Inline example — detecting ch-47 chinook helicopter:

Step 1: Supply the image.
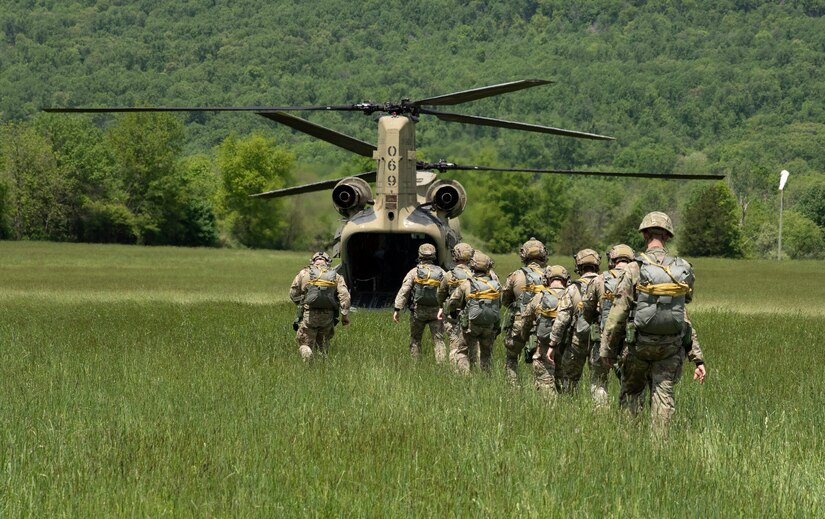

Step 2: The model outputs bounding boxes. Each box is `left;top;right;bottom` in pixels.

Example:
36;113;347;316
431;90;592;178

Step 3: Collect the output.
47;79;723;307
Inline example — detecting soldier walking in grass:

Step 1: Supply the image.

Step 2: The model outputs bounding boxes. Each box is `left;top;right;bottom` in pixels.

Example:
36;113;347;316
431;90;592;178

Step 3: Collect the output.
437;242;476;367
393;244;447;362
440;252;502;374
521;265;570;397
600;212;707;430
501;238;548;385
289;251;351;361
547;248;601;394
581;244;635;407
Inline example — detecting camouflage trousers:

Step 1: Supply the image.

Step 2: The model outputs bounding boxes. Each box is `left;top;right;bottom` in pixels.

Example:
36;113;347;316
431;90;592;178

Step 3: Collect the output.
531;339;557;399
455;324;495;375
503;315;528;384
588;339;611;407
296;309;336;361
557;335;590;394
445;317;478;368
620;342;685;430
410;306;446;363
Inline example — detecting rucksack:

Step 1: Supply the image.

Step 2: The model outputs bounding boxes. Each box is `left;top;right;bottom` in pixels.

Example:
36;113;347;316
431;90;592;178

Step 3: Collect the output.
573;274;597;339
413;264;444;307
518;266;546;313
535;287;565;341
633;252;693;336
304;265;340;310
599;269;623;330
466;275;502;327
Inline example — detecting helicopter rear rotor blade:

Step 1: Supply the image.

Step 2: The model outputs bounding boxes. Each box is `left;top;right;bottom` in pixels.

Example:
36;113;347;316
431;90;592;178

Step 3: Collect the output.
424;162;724;180
251;171;377;199
420;109;615;141
257;111;377;157
413;79;552;107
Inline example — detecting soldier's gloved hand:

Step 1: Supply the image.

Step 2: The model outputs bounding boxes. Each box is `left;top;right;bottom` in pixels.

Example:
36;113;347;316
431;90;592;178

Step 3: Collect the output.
342;314;350;326
693;363;706;384
546;347;555;365
392;309;400;323
437;308;444;321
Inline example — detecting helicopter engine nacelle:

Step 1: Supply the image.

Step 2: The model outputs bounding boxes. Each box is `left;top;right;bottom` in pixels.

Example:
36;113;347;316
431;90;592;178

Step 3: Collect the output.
426;180;467;219
332;177;373;216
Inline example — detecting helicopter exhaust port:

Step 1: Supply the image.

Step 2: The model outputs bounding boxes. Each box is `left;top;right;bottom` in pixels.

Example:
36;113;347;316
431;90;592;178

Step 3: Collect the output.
332;177;373;216
426;180;467;218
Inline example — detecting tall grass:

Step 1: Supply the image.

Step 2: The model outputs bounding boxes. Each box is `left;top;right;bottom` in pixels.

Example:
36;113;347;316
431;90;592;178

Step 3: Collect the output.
1;242;822;516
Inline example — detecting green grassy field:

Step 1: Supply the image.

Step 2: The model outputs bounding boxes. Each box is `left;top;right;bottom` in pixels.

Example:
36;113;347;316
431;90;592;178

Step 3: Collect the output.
1;241;823;517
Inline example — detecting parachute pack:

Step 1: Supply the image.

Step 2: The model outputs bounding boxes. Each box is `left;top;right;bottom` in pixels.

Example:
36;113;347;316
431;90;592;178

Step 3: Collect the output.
413;264;445;306
633;252;693;336
535;287;564;341
599;269;623;330
465;275;502;327
518;266;546;313
573;274;597;340
304;264;340;310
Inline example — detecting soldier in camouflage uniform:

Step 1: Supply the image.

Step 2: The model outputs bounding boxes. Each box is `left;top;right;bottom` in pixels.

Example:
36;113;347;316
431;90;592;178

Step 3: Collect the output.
521;265;570;397
289;252;351;361
501;238;548;385
600;212;707;430
437;242;475;368
548;249;601;394
441;252;501;374
393;244;447;363
581;244;635;407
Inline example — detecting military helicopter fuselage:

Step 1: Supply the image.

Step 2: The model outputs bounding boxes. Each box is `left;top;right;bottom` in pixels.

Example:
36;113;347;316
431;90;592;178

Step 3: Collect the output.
329;115;465;307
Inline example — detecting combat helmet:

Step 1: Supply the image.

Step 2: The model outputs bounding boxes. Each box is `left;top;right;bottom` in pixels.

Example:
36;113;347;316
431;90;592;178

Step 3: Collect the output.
470;251;494;273
607;244;634;268
418;243;437;261
638;211;674;238
311;251;332;264
452;242;475;263
519;237;547;264
574;248;601;274
545;265;570;285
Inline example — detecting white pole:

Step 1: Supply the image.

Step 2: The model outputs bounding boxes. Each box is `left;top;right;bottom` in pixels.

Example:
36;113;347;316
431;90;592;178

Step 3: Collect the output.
778;170;790;261
778;189;784;260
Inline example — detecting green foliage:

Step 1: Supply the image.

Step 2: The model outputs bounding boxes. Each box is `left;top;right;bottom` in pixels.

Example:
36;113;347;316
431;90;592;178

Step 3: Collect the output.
0;121;68;240
1;1;824;256
680;182;743;257
753;210;825;260
106;113;187;244
796;180;825;229
216;133;294;248
463;163;569;254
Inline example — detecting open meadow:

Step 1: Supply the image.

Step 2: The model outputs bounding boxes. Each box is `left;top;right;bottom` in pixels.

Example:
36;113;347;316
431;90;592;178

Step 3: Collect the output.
1;241;823;517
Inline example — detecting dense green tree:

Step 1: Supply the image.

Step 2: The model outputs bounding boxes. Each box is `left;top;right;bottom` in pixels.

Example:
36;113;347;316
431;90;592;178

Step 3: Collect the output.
105;113;187;244
0;122;68;240
796;181;825;230
215;133;294;248
679;182;743;257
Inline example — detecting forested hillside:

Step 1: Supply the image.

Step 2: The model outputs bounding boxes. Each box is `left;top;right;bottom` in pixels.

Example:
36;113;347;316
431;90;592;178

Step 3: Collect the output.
2;0;825;257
